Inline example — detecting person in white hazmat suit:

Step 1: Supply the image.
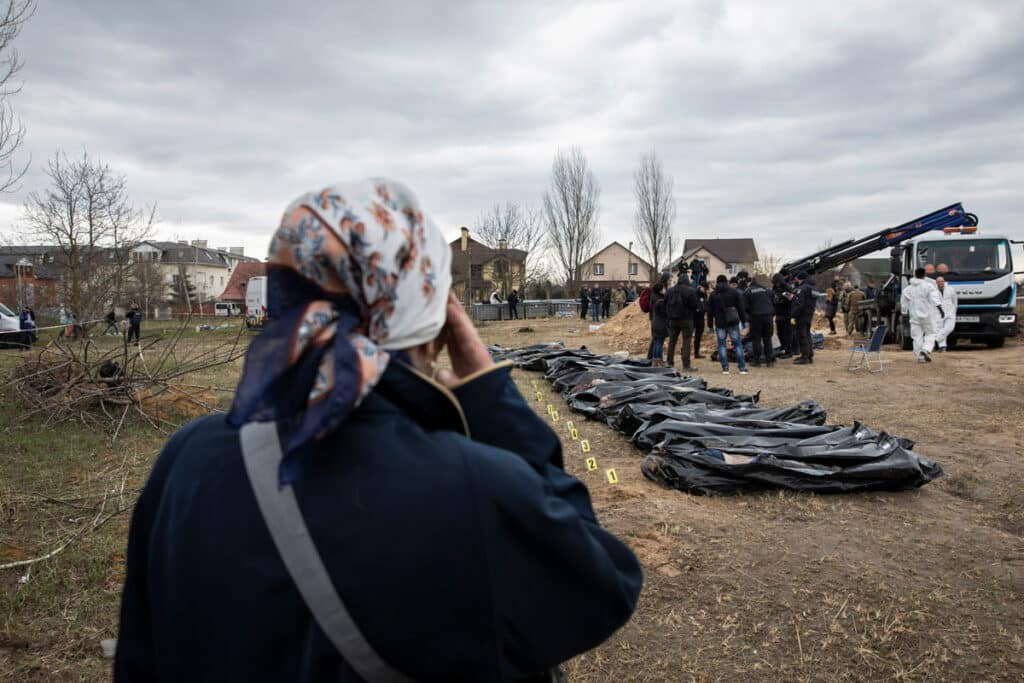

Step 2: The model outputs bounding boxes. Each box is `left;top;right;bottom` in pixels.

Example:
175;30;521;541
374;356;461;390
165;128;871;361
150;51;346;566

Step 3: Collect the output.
935;276;958;351
900;267;944;363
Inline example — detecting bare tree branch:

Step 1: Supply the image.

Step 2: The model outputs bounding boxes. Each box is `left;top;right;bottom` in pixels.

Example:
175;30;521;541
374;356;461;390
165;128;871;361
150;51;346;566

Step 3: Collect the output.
632;149;677;276
21;149;157;318
0;1;34;194
542;147;601;290
475;201;548;292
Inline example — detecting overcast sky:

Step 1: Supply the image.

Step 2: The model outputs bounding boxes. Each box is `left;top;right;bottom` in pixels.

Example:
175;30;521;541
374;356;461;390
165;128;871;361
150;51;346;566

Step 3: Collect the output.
1;0;1022;265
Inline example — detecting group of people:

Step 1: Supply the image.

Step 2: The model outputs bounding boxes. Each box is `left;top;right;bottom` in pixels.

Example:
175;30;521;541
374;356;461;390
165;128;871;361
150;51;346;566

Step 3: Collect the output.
488;288;521;320
645;266;826;373
580;283;637;322
823;277;875;336
101;306;144;342
901;269;958;362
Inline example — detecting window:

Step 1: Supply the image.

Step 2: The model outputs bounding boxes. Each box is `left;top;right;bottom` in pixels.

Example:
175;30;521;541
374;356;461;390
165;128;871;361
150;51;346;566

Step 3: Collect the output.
593;263;605;276
470;264;483;281
628;263;638;276
727;263;738;275
220;276;224;287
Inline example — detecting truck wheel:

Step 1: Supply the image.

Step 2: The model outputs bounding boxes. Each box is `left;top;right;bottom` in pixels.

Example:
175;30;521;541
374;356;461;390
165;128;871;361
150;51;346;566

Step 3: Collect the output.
986;337;1005;349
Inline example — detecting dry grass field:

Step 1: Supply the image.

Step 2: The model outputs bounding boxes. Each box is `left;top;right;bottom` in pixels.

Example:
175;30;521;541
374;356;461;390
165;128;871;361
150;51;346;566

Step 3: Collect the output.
1;315;1022;681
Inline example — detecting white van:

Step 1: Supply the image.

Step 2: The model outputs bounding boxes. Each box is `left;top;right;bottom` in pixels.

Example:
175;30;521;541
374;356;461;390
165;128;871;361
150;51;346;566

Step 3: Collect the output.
245;276;268;328
214;302;243;317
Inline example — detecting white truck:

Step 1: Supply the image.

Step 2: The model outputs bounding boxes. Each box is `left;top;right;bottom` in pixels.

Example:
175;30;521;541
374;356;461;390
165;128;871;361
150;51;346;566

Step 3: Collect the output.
781;203;1018;349
244;276;268;329
890;232;1018;348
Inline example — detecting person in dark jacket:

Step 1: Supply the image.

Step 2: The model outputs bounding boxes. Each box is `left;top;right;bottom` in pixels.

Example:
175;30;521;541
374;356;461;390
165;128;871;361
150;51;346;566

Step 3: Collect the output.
649;281;668;365
692;284;708;359
824;278;840;335
103;309;118;335
508;289;519;320
115;180;642;683
600;287;611;318
579;286;588;320
707;274;748;375
743;276;775;367
588;285;602;322
126;306;142;343
790;271;816;364
664;272;698;370
772;274;794;358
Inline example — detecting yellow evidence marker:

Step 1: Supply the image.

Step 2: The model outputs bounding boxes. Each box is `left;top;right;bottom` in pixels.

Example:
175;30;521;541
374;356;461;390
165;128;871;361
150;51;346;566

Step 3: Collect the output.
551;410;559;421
605;468;619;484
536;391;543;401
546;404;554;415
570;427;579;440
580;440;591;453
586;457;598;471
566;420;575;431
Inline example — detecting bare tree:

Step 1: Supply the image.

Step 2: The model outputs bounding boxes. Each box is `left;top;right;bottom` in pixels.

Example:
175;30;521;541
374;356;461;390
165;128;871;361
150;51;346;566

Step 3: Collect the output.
0;1;34;193
22;150;156;318
475;201;548;294
753;251;784;277
632;150;677;276
542;147;601;290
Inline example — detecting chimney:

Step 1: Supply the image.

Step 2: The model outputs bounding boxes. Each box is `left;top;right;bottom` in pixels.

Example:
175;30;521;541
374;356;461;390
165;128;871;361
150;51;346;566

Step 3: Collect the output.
229;246;244;256
460;227;469;252
191;240;208;248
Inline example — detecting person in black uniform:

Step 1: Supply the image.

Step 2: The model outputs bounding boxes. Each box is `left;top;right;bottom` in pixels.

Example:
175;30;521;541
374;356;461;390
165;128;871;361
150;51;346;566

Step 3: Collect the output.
579;286;588;320
664;267;699;371
743;276;776;367
790;271;815;364
772;274;794;358
692;283;708;360
508;289;519;320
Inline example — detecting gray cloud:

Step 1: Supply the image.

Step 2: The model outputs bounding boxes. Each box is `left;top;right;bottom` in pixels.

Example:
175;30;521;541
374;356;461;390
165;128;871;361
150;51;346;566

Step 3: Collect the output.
0;0;1021;264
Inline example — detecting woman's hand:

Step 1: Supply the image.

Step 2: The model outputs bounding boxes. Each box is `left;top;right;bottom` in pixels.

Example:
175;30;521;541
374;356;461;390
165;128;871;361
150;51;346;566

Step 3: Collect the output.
435;293;493;387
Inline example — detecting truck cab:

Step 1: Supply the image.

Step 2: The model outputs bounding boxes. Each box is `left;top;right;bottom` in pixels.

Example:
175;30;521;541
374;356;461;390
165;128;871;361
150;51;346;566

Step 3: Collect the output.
899;233;1018;347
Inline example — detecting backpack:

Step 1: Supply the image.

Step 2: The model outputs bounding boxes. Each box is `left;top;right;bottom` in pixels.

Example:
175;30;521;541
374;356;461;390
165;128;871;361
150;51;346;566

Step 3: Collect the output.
638;287;652;313
664;285;690;320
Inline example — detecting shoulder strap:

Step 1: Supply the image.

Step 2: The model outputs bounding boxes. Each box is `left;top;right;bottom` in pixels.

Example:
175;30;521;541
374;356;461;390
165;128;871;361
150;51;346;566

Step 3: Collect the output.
239;422;415;683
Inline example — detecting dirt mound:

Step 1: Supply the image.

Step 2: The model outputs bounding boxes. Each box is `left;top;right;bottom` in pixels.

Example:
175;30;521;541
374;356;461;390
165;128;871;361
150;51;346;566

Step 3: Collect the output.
594;302;650;354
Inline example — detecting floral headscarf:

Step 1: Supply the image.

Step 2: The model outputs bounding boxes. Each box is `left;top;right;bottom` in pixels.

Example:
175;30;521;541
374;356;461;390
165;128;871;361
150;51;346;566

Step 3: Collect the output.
228;179;452;484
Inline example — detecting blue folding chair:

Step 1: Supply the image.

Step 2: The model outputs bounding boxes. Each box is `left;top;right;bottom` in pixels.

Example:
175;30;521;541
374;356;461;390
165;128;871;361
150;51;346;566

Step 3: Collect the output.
848;323;887;372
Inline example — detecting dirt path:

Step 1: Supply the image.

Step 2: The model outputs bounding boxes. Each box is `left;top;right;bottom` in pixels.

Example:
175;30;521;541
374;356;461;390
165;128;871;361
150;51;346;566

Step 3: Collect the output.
490;318;1024;681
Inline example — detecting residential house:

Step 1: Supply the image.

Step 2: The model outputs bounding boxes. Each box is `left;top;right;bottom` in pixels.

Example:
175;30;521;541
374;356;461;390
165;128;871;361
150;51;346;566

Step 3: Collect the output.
0;254;62;312
449;229;527;303
579;241;653;286
676;238;759;280
132;240;260;312
220;261;268;303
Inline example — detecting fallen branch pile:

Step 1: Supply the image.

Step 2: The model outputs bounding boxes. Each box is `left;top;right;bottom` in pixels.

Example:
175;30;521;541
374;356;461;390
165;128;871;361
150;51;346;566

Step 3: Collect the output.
0;320;248;438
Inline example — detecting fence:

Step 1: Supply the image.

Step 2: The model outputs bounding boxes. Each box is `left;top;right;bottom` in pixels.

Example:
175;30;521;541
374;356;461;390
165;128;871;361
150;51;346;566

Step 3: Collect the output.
470;299;619;321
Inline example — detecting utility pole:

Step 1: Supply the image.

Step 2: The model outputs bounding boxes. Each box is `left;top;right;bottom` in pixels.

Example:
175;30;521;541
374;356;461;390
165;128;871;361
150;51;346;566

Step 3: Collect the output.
627;240;633;285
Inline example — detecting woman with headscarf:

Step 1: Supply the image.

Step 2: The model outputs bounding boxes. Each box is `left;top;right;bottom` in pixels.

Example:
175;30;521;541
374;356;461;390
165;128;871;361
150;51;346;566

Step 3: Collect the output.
115;179;642;683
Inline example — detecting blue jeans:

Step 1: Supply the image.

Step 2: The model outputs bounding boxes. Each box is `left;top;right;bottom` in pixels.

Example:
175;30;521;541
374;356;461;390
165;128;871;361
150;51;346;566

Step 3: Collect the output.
650;336;664;361
590;302;600;322
715;325;747;371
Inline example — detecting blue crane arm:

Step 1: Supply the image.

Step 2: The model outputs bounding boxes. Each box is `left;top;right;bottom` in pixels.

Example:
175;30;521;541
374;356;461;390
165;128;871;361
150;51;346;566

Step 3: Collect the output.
779;203;978;277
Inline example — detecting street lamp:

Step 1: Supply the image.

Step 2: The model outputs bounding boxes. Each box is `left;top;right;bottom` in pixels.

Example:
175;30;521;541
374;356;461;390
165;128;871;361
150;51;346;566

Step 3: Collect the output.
460;226;470;308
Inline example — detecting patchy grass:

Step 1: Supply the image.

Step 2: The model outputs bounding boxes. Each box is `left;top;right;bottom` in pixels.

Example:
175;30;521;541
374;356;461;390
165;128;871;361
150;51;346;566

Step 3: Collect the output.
2;316;1023;680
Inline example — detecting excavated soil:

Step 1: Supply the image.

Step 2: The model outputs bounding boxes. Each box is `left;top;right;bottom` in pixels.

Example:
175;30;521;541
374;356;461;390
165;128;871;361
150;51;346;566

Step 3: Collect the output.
480;317;1024;681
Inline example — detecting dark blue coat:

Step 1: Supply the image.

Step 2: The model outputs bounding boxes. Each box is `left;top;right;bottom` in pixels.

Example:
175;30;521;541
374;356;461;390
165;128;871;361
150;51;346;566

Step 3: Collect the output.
706;283;748;328
115;362;642;682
